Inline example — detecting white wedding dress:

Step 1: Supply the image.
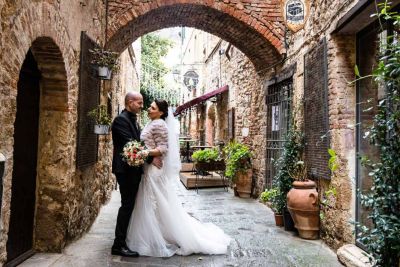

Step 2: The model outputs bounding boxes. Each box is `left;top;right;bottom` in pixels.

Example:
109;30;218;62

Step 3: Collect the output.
126;112;231;257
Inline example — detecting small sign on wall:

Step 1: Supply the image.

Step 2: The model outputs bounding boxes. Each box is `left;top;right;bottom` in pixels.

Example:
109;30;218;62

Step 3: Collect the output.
271;105;280;131
282;0;310;32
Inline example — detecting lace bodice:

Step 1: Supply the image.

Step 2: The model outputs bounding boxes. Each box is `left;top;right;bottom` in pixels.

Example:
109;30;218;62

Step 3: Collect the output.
140;119;168;156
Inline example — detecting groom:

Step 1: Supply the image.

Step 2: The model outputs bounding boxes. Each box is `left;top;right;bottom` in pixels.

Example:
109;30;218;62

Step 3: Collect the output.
111;92;161;257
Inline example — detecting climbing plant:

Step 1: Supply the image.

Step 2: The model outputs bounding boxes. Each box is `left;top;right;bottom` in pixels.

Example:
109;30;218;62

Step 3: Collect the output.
272;123;304;212
356;3;400;266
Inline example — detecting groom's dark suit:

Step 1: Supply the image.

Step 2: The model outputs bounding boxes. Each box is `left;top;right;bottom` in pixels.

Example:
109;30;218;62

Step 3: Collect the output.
111;109;142;251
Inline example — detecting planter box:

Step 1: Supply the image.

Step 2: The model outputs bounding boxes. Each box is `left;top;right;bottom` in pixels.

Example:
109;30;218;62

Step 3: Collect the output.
194;160;225;172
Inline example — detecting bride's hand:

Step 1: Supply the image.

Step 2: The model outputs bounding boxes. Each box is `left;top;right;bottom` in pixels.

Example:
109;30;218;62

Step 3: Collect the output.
152;156;163;169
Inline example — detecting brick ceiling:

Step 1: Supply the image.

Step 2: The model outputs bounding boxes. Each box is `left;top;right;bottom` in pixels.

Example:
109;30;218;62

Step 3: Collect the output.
106;1;285;71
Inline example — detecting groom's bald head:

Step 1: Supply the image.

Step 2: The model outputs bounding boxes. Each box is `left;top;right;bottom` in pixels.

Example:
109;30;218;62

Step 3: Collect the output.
125;92;143;114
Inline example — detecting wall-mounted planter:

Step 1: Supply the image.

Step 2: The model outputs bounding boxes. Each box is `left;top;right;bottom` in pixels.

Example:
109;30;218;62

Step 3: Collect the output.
94;124;110;135
97;66;112;80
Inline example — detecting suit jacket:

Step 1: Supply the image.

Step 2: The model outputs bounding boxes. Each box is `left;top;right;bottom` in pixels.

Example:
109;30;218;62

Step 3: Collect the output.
111;109;142;174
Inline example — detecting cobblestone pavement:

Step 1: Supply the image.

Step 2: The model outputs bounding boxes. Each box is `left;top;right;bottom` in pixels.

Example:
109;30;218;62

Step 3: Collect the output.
20;179;342;267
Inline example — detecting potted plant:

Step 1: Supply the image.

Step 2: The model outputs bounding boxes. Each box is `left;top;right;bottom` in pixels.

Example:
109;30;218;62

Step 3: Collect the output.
286;160;320;239
87;105;112;135
89;48;119;79
192;148;225;172
260;188;285;226
223;141;252;198
272;125;304;231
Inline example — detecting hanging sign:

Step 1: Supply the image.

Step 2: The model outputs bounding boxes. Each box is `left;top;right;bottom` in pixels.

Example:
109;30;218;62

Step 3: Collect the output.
282;0;309;32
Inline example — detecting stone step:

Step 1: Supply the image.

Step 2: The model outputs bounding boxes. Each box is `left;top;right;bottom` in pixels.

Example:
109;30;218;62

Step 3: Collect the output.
179;171;226;189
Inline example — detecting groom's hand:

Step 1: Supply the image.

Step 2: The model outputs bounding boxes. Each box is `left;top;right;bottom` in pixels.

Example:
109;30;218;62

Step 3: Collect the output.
152;157;163;169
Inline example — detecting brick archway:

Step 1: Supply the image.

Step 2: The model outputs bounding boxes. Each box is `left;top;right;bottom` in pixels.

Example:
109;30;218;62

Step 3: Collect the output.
0;2;77;258
107;1;285;71
31;37;69;111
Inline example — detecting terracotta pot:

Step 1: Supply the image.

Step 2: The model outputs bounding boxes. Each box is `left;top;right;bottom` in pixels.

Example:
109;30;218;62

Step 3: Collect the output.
274;213;284;227
287;180;320;239
235;169;252;198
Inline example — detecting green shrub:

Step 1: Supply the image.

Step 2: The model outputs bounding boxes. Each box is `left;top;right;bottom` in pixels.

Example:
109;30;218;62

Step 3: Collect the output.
223;141;252;181
260;188;285;214
192;148;219;162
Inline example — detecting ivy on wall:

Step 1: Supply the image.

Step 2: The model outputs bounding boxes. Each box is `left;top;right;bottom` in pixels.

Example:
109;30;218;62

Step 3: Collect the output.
357;3;400;266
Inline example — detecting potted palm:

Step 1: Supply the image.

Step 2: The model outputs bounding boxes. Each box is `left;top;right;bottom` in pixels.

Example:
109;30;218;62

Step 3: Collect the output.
260;188;285;226
87;105;112;135
89;48;119;79
223;141;252;198
286;161;320;239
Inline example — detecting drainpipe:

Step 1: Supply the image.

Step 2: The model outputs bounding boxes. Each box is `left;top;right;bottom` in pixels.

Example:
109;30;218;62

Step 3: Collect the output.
0;153;5;220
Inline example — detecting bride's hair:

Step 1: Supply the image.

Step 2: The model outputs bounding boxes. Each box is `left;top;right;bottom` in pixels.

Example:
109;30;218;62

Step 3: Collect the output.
154;99;169;120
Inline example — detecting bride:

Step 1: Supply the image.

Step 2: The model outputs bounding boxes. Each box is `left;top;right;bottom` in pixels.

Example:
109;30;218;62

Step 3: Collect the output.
126;99;231;257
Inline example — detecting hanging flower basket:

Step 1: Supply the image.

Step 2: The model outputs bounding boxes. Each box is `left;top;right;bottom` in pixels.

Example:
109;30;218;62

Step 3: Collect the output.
87;105;112;135
89;48;119;80
94;124;110;135
97;66;112;80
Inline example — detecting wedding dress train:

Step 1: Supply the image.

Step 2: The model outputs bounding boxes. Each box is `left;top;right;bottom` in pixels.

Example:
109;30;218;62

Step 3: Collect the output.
126;117;231;257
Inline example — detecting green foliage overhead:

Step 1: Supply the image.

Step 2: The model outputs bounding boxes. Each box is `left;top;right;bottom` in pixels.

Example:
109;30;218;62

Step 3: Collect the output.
356;3;400;266
223;141;252;181
140;33;174;109
141;33;172;72
140;33;178;124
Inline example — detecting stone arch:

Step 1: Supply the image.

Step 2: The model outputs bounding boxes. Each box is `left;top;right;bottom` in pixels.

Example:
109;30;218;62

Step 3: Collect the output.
31;37;69;111
106;1;285;71
0;2;77;260
30;36;71;252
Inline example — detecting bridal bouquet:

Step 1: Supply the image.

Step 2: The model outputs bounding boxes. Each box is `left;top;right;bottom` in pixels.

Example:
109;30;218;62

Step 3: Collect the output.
121;140;149;167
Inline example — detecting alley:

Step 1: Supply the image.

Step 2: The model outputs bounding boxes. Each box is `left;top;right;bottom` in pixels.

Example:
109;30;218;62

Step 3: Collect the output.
20;180;341;267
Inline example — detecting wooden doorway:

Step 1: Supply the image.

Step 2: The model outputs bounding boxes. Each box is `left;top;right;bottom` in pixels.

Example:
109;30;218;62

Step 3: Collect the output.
6;50;41;265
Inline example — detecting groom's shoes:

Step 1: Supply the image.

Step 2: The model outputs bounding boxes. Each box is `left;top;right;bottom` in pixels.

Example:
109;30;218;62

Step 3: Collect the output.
111;246;139;257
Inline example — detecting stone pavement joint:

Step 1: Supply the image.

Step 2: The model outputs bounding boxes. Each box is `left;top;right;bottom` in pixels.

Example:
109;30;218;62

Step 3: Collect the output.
20;180;342;267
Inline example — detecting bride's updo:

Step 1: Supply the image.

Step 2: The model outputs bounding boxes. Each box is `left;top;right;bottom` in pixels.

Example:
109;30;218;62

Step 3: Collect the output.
154;99;169;120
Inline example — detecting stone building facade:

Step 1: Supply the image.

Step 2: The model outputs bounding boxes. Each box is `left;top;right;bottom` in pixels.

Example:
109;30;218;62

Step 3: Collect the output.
0;0;394;264
159;0;396;256
0;1;139;265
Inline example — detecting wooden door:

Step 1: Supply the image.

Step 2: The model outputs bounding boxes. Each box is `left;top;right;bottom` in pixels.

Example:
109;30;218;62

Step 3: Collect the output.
6;50;40;264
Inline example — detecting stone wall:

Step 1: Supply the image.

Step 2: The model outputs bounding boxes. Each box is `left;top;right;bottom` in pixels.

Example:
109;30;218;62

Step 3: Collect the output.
202;37;267;195
0;0;121;263
279;0;360;250
200;0;362;250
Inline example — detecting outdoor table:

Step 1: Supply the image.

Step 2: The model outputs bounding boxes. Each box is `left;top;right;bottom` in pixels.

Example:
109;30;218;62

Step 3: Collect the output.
179;139;197;162
191;145;212;150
